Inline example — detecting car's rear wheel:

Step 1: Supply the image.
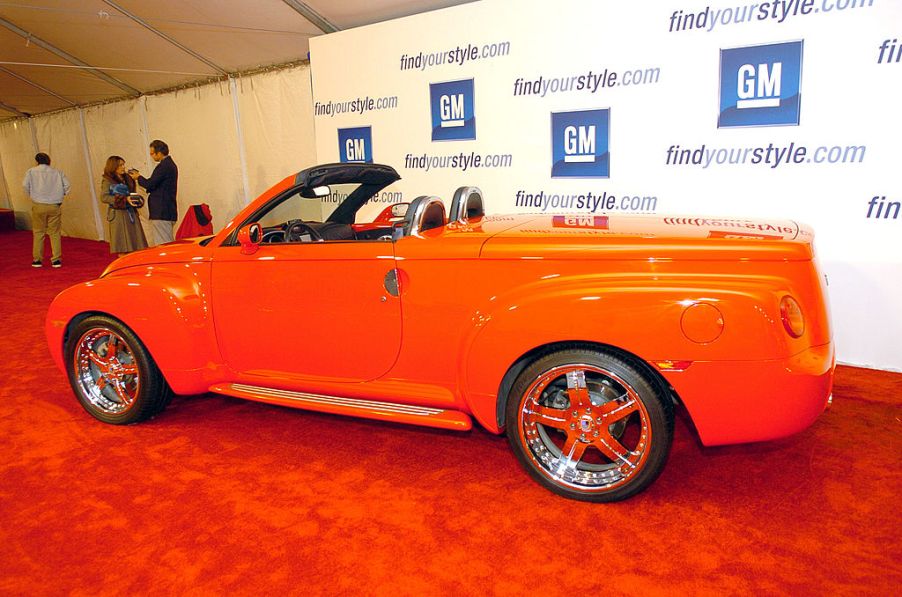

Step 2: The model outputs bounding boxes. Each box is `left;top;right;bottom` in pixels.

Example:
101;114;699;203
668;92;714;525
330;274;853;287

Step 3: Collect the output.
505;348;673;502
65;315;172;425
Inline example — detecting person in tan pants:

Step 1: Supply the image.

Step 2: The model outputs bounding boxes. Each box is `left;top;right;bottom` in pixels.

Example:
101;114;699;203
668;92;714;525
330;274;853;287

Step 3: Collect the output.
23;152;70;267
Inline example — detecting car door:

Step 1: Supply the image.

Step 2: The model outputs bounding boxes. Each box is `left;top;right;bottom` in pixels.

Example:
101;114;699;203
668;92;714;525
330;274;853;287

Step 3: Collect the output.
209;195;402;384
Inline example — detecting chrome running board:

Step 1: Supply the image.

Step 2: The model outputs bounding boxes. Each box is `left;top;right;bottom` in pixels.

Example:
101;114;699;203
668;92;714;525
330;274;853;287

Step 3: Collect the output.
209;382;473;431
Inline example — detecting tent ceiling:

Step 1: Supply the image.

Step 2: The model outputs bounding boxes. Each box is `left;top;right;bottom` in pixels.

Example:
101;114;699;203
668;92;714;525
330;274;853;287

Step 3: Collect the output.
0;0;476;119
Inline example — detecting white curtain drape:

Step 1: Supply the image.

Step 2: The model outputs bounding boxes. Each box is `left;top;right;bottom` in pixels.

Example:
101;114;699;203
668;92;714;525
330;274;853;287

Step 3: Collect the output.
144;81;245;231
33;110;102;240
235;66;317;199
0;63;316;239
0;119;40;228
83;100;152;242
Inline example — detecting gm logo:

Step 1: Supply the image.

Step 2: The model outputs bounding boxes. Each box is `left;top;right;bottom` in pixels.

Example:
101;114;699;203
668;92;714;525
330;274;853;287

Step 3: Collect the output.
551;109;610;178
718;41;803;128
552;215;609;229
429;79;475;141
338;126;372;163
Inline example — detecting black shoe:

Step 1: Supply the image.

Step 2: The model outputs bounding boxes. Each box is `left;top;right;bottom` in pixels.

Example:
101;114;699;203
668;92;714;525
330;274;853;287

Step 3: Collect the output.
32;260;42;268
51;260;62;268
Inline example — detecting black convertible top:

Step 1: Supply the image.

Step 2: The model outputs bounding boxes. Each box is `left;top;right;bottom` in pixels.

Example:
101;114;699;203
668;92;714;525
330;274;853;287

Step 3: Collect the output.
225;163;402;245
290;163;401;225
293;163;400;189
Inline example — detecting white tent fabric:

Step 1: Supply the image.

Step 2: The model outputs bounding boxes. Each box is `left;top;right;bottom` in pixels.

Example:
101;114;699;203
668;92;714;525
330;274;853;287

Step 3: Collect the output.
0;63;316;241
33;109;103;240
143;81;245;232
235;66;317;200
83;99;151;240
0;1;475;228
0;151;9;209
0;119;41;227
0;1;476;120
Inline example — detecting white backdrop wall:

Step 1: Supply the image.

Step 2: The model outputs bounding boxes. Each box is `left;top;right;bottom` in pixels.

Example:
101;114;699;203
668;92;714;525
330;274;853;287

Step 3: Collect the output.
0;63;316;242
309;0;902;371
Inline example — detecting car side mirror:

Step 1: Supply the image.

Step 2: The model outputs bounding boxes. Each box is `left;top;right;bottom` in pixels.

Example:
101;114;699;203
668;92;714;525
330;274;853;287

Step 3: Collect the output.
238;222;262;255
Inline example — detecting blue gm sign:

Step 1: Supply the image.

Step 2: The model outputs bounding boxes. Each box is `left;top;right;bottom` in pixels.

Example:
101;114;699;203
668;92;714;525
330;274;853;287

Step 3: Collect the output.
430;79;475;141
338;126;373;163
718;41;803;128
551;109;610;178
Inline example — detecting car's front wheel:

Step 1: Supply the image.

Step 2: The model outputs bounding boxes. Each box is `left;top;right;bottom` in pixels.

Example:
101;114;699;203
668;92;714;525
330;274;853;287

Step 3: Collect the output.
505;348;673;502
65;315;172;424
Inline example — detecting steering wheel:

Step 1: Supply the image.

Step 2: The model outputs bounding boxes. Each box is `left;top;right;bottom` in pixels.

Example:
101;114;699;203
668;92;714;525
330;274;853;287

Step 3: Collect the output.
284;220;323;243
261;229;285;243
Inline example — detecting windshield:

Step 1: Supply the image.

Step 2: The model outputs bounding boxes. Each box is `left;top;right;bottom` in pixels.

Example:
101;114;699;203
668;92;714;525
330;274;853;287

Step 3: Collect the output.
257;182;401;228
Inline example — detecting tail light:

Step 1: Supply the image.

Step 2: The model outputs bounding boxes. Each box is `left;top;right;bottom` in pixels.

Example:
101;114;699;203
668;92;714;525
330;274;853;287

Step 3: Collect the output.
780;296;805;338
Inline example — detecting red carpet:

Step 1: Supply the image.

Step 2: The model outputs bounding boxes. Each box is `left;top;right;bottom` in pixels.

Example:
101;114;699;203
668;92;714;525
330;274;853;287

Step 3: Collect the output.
1;230;900;595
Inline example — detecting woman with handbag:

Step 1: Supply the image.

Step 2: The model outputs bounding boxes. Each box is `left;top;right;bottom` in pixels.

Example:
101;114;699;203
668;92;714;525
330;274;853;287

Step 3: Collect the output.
101;155;148;255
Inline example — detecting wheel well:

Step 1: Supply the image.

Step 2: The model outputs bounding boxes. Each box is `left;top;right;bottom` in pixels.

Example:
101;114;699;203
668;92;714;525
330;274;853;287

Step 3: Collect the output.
63;310;175;391
63;311;114;353
494;341;679;430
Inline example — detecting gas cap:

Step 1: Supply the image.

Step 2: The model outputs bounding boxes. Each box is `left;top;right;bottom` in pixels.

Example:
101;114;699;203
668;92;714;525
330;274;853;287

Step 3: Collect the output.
680;302;724;344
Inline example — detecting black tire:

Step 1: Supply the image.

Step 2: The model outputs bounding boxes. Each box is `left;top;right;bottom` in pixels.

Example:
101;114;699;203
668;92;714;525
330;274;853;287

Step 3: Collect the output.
505;348;673;502
65;315;173;425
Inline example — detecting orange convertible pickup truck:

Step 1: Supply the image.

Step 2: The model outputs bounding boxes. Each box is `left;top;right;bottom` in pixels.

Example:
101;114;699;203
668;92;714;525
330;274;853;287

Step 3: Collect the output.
46;163;834;502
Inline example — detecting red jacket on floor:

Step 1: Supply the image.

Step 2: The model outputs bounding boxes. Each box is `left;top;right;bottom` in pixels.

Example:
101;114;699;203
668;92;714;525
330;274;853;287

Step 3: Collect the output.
176;204;213;239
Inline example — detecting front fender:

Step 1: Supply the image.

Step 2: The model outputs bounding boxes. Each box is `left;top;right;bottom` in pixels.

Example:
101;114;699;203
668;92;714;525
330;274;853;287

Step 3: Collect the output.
460;272;794;432
45;262;224;394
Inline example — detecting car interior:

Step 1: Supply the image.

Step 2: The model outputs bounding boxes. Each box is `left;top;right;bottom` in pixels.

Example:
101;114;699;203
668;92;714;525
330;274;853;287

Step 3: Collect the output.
255;184;485;244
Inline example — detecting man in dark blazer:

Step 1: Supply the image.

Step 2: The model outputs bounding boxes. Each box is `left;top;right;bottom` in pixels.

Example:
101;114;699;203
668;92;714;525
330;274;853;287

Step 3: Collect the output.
129;139;178;245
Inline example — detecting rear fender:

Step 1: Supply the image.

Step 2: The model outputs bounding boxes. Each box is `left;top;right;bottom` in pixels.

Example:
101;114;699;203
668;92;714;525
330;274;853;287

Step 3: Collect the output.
460;273;791;432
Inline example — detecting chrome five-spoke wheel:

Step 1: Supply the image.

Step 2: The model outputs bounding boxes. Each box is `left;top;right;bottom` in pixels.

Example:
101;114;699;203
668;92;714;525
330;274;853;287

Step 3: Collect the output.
65;315;172;425
506;349;673;502
74;328;140;415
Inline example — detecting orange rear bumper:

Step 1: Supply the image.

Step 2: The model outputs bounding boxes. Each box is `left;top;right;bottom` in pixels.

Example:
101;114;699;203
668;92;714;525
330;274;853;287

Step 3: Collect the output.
662;342;835;446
